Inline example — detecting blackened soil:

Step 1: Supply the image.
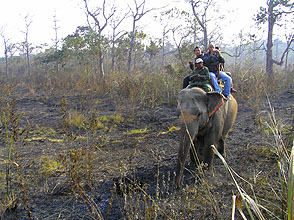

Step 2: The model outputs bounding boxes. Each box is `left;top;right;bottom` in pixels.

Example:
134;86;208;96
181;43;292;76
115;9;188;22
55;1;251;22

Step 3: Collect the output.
0;87;293;220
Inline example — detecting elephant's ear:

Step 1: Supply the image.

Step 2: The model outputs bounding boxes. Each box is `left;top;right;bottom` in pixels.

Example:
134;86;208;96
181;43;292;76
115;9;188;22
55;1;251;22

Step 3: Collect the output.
207;92;223;117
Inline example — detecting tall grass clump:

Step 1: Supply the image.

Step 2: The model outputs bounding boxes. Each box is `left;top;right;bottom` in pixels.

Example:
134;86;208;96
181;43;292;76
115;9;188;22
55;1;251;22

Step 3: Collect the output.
230;68;289;122
0;101;31;218
212;97;293;220
263;99;294;220
105;71;182;107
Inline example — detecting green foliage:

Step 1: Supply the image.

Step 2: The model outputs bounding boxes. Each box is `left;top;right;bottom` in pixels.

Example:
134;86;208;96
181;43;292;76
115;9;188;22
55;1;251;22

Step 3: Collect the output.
67;111;87;129
41;157;64;176
32;125;57;137
146;39;163;60
255;6;268;24
258;116;294;148
255;0;294;25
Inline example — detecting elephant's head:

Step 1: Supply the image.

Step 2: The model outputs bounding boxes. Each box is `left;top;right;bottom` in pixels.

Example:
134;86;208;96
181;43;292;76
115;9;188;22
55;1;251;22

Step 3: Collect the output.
177;88;223;129
175;87;224;187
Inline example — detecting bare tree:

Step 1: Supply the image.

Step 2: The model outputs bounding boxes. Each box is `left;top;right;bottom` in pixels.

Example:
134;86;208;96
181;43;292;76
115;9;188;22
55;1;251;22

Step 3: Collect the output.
161;26;169;67
110;10;130;72
156;12;171;67
171;26;191;69
161;8;191;69
190;0;223;50
127;0;153;75
83;0;116;79
21;15;33;76
0;28;11;77
256;0;294;75
222;31;250;71
53;13;60;75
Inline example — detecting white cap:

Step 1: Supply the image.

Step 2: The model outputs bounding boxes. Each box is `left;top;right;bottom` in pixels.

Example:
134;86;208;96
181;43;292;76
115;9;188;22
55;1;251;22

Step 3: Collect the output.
195;58;203;63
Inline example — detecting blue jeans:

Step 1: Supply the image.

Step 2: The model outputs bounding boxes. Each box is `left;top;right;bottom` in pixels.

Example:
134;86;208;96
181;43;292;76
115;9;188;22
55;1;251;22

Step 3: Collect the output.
209;71;232;96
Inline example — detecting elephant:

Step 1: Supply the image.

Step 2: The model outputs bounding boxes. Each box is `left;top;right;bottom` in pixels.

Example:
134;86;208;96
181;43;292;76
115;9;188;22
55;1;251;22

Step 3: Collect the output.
175;87;238;188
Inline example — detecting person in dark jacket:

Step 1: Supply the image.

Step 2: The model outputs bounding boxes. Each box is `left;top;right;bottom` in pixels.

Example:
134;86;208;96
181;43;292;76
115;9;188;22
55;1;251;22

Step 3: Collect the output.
205;44;232;100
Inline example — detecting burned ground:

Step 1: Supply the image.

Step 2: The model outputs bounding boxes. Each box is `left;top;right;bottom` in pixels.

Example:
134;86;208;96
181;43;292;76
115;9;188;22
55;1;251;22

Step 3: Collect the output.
0;86;293;219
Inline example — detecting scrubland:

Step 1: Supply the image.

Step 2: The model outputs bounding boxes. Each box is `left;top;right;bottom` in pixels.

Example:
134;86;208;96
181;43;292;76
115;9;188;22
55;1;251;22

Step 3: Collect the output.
0;67;293;219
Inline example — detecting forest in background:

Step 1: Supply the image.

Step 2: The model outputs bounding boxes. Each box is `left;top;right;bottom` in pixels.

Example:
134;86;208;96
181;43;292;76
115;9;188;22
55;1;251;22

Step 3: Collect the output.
0;0;293;81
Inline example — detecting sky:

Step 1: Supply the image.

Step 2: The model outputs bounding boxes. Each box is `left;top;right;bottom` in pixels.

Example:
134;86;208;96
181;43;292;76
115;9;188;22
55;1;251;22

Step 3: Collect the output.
0;0;266;56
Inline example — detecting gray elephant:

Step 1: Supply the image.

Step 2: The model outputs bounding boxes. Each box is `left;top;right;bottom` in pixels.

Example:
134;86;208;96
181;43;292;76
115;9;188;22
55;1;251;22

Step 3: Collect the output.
175;87;238;187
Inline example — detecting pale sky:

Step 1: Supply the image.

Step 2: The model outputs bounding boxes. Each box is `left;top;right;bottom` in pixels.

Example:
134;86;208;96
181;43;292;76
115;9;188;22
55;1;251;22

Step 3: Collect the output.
0;0;266;56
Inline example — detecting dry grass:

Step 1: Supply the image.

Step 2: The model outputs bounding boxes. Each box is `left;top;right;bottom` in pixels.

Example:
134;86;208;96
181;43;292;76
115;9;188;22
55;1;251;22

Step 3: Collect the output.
0;67;293;219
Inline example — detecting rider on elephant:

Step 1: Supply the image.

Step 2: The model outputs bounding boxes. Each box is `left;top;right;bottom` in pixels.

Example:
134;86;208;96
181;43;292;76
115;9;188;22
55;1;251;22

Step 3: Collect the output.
182;46;207;89
215;46;237;93
187;58;212;92
205;44;232;100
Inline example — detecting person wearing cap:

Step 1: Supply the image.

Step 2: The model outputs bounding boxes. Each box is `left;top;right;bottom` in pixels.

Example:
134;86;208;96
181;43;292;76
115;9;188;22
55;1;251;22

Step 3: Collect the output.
183;46;207;89
205;44;232;100
186;58;212;92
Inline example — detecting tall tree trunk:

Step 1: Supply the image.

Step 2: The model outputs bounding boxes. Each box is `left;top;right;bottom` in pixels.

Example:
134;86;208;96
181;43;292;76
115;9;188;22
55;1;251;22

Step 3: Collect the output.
203;26;208;51
111;29;115;72
127;20;136;75
26;45;31;76
53;14;59;75
253;41;256;63
23;15;32;76
5;53;8;77
191;0;208;50
161;26;170;67
266;1;274;76
284;50;289;76
4;43;8;77
98;44;105;79
161;29;166;67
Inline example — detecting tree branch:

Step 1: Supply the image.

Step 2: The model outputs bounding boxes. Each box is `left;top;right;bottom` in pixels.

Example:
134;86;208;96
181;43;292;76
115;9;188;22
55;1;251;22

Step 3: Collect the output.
272;36;294;65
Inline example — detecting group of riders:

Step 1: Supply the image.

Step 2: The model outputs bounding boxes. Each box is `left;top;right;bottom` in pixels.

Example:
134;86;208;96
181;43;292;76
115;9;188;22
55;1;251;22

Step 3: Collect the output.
183;44;237;100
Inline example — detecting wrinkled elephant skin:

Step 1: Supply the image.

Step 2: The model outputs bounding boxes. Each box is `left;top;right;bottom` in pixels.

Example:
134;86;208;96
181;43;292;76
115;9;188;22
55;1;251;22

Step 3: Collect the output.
175;87;238;188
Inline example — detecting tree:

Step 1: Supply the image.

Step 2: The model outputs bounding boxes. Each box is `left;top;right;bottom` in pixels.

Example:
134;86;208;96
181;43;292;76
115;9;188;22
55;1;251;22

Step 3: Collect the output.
61;26;108;79
222;31;250;72
145;38;162;66
0;28;15;77
161;25;169;67
127;0;153;75
53;13;60;75
109;9;129;72
190;0;224;50
163;8;192;69
284;34;294;76
256;0;294;75
83;0;116;79
20;15;33;76
156;10;175;67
